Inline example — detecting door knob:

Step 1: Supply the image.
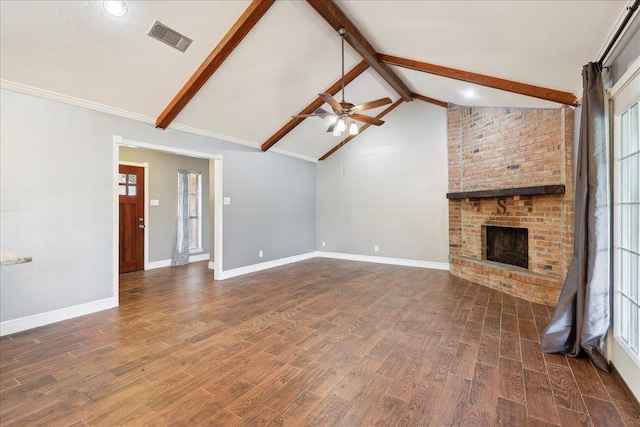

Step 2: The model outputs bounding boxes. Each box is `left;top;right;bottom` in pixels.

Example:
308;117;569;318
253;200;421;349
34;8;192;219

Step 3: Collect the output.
139;225;145;229
139;218;144;221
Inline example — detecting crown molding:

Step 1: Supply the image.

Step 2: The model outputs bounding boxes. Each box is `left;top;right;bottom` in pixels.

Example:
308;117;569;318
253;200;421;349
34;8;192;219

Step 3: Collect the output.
1;79;316;163
167;122;259;150
1;79;154;124
270;147;318;163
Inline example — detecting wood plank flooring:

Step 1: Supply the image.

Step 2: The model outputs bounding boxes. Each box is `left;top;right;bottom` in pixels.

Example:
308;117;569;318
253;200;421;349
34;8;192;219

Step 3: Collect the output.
1;259;638;426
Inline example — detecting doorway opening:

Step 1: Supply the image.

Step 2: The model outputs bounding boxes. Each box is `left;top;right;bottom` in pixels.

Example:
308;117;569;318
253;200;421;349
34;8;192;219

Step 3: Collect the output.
112;135;224;297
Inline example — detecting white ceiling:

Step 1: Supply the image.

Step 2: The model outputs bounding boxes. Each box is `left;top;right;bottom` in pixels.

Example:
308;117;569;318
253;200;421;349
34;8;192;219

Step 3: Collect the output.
0;1;631;161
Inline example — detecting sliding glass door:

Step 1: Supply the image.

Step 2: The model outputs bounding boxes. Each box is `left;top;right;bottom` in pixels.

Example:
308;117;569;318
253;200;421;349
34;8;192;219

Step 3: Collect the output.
611;60;640;401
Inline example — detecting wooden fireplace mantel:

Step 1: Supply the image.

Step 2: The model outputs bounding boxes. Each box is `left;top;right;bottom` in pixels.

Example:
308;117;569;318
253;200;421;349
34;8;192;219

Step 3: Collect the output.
446;185;565;200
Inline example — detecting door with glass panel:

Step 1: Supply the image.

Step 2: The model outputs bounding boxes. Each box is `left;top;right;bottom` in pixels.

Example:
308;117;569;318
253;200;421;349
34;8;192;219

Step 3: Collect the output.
611;63;640;401
119;165;145;273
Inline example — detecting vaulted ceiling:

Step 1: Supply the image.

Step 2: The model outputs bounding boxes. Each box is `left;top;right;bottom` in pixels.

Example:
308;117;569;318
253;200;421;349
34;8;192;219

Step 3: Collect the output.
0;1;630;162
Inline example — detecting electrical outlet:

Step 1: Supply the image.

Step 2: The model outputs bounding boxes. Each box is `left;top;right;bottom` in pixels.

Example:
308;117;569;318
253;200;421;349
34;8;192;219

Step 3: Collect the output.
259;250;263;258
374;245;379;252
322;241;326;247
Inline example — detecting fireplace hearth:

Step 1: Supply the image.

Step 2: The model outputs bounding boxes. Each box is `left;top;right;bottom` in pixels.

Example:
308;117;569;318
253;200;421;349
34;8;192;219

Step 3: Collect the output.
485;226;528;269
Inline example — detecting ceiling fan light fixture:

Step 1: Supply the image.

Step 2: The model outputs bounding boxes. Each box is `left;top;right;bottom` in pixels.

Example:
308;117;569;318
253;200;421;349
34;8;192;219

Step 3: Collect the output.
295;27;391;137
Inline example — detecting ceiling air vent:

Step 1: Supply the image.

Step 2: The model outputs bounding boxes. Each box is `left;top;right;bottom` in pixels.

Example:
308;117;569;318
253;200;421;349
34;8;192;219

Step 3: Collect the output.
147;21;192;53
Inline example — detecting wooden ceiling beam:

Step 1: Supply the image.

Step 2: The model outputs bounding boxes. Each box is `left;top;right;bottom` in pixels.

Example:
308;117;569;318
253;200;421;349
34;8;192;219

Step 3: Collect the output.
306;0;413;102
319;99;404;161
261;60;369;152
380;54;579;107
155;0;276;129
412;93;448;108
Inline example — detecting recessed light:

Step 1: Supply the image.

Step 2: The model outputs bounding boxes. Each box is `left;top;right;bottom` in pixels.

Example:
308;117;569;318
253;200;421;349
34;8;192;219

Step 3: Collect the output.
463;89;477;99
103;1;128;17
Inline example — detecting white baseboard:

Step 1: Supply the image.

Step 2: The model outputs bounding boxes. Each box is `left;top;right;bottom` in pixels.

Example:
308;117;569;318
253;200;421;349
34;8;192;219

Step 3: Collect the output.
0;296;118;336
316;251;450;271
147;253;210;270
216;251;449;280
217;252;317;280
147;260;172;270
1;252;447;335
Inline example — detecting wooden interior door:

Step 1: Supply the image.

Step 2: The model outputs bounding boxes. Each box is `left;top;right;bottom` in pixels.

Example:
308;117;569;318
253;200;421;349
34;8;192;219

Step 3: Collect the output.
119;165;145;273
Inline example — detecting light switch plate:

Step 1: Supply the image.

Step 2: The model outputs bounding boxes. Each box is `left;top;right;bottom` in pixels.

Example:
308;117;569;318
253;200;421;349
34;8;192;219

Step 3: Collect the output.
150;199;160;206
223;197;231;205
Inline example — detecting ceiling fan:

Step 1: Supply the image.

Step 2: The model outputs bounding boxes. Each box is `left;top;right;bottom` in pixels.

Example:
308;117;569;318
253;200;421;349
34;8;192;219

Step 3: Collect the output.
293;28;392;137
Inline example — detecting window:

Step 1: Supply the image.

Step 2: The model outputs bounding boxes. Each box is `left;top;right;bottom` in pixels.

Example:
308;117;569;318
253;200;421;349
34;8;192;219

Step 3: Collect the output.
118;173;137;196
188;172;202;252
616;100;639;358
611;62;640;401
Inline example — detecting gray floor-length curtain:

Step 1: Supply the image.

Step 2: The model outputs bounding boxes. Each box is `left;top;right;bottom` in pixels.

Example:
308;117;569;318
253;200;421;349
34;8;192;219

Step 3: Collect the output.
541;62;611;372
172;169;190;266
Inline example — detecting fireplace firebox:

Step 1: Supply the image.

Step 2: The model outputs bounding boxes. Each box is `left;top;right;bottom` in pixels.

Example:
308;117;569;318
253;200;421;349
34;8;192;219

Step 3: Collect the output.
485;226;528;269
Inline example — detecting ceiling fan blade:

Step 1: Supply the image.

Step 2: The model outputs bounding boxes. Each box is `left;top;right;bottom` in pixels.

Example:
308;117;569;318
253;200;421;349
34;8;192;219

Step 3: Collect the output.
292;113;325;118
319;93;343;112
352;97;392;112
351;113;385;126
292;108;335;119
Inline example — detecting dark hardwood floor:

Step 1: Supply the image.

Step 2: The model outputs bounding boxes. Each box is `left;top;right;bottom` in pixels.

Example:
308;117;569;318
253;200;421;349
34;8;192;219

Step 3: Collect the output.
1;259;638;426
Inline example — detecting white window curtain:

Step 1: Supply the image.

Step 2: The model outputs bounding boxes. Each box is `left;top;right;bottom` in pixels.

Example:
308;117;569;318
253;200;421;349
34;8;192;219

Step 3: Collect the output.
172;169;190;266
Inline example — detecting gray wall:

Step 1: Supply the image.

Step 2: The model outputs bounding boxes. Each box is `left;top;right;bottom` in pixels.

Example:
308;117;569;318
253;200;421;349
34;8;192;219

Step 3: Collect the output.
0;89;316;322
223;150;316;269
119;147;211;263
317;100;450;263
573;14;640;176
604;14;640;87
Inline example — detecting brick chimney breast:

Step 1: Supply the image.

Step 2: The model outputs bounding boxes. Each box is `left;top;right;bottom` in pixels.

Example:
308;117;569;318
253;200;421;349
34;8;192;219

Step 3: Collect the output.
447;105;574;306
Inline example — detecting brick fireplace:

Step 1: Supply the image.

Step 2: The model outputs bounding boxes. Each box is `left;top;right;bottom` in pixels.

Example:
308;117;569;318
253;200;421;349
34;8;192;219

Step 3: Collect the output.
447;106;574;306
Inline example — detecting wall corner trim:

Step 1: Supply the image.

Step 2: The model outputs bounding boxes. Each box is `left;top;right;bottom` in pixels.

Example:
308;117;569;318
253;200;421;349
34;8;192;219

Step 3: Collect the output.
0;297;118;337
